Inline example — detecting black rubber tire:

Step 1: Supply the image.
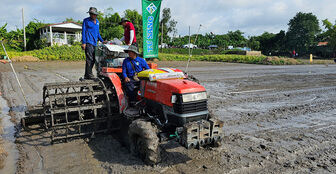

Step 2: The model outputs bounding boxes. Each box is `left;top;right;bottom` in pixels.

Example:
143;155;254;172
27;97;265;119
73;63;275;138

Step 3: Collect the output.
128;119;160;165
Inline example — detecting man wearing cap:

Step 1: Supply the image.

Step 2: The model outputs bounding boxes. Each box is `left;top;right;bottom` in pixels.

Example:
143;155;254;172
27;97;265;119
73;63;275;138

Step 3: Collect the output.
122;45;149;105
82;7;106;79
119;18;137;46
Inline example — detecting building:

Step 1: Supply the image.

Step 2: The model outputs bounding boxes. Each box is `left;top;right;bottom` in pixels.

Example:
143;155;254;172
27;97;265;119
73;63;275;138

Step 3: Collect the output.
183;43;197;49
39;22;82;46
317;42;328;46
236;47;251;51
208;45;218;49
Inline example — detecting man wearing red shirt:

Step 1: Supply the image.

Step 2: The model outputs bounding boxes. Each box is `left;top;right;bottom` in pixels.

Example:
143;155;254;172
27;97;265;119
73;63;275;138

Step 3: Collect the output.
119;18;137;46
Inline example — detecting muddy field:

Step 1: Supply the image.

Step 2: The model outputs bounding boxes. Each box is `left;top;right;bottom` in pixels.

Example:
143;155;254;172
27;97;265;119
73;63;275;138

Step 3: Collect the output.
0;61;335;174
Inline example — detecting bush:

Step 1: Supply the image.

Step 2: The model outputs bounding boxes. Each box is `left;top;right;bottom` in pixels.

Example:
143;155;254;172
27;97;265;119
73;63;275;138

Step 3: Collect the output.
264;57;302;65
0;46;302;65
160;48;222;55
158;53;302;65
160;48;252;56
221;49;246;55
0;45;85;61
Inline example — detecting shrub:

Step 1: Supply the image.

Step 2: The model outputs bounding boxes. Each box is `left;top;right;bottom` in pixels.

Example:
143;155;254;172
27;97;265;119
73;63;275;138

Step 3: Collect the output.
158;53;302;65
160;48;223;55
0;46;303;65
0;45;85;61
221;49;246;55
265;57;302;65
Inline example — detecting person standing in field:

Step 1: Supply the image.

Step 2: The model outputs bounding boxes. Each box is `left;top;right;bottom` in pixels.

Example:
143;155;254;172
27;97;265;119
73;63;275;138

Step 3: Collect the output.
119;18;137;47
292;50;296;58
82;7;106;79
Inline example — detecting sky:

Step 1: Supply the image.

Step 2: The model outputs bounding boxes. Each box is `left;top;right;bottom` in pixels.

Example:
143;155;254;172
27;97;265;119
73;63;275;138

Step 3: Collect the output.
1;0;336;37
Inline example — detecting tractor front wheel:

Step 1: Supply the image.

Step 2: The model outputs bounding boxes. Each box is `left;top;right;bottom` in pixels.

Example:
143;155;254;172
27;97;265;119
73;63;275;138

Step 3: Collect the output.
128;119;160;165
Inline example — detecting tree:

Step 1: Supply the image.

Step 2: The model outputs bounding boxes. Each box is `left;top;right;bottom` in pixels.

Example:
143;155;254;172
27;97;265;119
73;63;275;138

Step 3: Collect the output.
83;8;142;49
256;30;288;56
6;28;24;51
195;33;213;48
256;32;275;55
322;19;336;53
170;35;187;47
226;30;246;47
212;34;229;48
98;8;123;41
286;12;320;54
25;19;46;50
124;9;143;49
247;36;260;51
0;23;7;41
160;8;177;44
274;30;287;52
63;18;82;24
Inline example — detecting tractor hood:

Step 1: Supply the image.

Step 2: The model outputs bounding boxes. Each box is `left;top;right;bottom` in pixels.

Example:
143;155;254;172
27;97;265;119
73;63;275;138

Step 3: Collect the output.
157;79;206;94
143;79;206;107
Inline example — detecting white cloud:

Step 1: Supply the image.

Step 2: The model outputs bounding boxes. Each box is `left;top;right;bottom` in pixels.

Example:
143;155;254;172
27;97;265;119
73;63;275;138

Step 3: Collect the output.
270;2;288;15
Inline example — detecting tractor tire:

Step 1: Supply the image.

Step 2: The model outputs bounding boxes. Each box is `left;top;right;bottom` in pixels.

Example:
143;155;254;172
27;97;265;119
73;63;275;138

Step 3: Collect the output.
128;119;160;165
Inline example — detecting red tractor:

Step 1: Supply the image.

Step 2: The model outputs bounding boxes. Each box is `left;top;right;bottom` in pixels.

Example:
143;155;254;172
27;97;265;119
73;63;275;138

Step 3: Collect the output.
22;44;224;164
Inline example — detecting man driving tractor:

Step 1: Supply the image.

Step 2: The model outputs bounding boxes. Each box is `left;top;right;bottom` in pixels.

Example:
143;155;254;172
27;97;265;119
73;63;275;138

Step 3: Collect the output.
122;45;149;106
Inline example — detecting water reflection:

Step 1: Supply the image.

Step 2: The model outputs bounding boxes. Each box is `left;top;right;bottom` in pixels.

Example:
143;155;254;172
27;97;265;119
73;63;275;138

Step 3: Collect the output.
0;97;19;174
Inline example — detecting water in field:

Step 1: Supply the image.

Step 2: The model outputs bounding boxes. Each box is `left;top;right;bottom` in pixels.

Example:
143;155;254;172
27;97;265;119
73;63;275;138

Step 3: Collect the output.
0;96;18;174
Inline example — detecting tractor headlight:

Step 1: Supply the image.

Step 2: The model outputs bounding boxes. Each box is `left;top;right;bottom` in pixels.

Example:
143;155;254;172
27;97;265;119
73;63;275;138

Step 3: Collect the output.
182;92;207;103
171;95;177;103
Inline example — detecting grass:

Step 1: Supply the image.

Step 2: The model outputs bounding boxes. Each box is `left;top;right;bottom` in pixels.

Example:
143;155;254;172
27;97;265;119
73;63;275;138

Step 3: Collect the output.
160;48;247;55
158;53;302;65
160;48;218;55
2;46;333;65
297;58;335;64
0;45;85;61
265;57;303;65
10;56;40;62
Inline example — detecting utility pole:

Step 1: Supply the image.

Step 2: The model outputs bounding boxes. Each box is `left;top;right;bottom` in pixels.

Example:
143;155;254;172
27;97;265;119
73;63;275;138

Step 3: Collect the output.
161;22;163;52
22;8;26;51
186;24;201;73
186;26;191;73
188;26;191;56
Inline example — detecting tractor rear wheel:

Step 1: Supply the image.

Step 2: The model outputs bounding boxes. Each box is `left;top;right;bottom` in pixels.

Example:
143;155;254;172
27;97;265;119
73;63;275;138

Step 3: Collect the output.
128;119;160;165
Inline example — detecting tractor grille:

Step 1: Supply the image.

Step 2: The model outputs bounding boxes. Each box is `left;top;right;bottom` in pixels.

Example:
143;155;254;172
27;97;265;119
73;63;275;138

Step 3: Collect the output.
168;114;208;126
173;100;208;114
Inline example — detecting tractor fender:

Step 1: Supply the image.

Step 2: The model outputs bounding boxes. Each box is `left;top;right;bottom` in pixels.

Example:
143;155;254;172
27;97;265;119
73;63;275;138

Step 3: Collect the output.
101;72;127;113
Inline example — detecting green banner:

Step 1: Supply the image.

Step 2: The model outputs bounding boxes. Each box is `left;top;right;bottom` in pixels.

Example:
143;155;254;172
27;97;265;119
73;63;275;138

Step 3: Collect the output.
142;0;162;58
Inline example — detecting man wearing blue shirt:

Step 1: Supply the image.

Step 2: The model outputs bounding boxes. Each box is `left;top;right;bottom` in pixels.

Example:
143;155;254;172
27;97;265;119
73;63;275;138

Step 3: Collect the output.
122;45;149;105
82;7;106;79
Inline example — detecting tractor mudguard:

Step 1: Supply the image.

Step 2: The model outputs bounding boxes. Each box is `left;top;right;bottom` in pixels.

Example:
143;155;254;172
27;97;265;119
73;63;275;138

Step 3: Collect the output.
101;72;127;113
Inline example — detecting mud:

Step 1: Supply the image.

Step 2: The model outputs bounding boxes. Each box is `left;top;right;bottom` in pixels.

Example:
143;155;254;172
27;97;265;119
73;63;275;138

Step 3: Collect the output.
0;61;335;173
0;96;18;173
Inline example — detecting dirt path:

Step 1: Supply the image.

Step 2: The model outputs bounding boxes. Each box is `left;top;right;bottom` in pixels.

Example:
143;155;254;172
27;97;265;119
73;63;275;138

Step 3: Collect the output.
0;61;335;173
